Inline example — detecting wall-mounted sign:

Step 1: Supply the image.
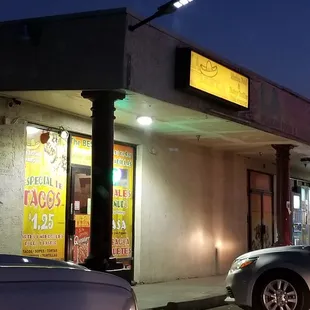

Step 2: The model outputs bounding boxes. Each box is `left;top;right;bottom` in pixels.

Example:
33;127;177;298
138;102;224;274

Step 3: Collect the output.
175;48;249;109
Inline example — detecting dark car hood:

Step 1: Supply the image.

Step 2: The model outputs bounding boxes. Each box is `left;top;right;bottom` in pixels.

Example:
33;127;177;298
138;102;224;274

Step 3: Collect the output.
236;245;310;260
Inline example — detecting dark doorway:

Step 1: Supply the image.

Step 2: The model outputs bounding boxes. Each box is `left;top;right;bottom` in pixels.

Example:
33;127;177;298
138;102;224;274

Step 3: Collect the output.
248;171;274;250
67;164;91;263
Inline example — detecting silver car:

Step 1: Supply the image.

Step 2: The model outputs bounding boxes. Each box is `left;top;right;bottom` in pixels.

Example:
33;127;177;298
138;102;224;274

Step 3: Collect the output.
0;254;138;310
225;245;310;310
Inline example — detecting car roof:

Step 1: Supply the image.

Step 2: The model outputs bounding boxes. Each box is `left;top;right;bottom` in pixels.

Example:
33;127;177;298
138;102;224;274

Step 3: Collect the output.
0;254;131;291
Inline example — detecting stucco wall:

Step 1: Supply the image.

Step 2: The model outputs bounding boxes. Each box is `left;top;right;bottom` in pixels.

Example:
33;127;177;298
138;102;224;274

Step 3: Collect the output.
0;123;26;254
133;137;249;282
0;97;307;282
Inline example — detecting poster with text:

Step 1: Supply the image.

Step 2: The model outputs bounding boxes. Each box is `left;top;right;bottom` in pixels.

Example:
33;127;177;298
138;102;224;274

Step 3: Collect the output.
71;136;92;166
23;129;68;260
112;144;134;263
73;214;90;264
70;137;134;264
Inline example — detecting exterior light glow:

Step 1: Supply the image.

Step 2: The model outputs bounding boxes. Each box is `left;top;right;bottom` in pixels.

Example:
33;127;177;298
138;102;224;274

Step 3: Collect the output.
58;126;69;140
173;2;182;8
173;0;193;8
60;130;69;140
113;168;122;185
136;116;153;126
129;0;195;31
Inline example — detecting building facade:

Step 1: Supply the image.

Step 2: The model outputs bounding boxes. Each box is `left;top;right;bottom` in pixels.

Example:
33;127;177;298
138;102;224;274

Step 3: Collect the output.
0;8;309;283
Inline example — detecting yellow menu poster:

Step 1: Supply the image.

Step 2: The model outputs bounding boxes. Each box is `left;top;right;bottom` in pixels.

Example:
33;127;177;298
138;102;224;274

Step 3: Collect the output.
112;144;134;261
23;130;67;260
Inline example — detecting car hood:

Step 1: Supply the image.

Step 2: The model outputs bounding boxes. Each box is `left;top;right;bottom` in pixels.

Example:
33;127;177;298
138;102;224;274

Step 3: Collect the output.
0;266;132;291
236;245;310;260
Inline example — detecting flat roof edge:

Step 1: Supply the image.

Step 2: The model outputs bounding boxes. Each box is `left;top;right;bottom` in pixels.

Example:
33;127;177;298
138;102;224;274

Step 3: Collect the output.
1;7;309;103
126;11;310;104
0;7;128;24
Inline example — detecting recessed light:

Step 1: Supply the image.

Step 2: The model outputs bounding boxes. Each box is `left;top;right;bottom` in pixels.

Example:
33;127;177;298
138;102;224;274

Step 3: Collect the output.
136;116;153;126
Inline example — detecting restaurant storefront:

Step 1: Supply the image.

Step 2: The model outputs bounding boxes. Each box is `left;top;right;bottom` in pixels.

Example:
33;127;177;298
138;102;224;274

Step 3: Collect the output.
23;125;135;275
2;8;310;283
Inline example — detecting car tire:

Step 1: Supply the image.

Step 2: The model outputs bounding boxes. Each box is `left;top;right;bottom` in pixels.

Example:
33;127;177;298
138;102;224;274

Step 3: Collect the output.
252;272;308;310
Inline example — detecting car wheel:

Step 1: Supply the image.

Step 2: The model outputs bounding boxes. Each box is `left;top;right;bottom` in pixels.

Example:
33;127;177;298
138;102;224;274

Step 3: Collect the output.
253;273;307;310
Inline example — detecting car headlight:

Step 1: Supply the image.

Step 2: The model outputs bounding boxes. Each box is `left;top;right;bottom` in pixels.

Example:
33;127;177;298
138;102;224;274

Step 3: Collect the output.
229;257;257;273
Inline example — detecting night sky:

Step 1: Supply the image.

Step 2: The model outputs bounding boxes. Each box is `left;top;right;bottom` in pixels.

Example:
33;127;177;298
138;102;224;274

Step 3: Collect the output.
1;0;310;99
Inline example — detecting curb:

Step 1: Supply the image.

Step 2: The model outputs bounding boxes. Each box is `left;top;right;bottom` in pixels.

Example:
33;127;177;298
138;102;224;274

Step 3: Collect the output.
143;294;227;310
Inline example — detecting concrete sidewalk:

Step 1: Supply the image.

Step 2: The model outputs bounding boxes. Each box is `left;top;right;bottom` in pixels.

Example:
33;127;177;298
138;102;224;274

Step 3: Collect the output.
134;275;227;310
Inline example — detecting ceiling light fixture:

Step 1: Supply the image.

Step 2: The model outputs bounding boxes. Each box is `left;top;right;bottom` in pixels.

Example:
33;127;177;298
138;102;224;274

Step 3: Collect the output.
136;116;153;126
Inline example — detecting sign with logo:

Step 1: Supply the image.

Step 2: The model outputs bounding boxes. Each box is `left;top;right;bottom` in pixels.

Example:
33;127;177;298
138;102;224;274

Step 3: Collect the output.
175;48;249;109
23;130;68;260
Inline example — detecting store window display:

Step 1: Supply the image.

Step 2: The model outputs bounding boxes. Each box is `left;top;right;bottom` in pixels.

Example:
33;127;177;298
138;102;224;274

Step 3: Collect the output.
292;182;310;245
23;127;135;274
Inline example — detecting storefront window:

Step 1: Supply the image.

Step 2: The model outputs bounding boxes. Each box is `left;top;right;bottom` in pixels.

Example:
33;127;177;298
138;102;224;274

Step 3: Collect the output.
292;186;310;245
69;136;134;269
23;126;68;260
22;129;134;266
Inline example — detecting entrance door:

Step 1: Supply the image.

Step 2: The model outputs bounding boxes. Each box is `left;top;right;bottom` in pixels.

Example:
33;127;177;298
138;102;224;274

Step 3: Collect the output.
67;165;91;263
248;171;274;250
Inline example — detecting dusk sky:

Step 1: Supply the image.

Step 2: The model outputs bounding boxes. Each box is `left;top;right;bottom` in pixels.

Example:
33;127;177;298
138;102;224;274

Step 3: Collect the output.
1;0;309;99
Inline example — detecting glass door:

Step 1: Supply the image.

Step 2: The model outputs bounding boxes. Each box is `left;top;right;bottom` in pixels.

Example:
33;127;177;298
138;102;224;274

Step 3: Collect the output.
67;135;136;282
67;165;91;263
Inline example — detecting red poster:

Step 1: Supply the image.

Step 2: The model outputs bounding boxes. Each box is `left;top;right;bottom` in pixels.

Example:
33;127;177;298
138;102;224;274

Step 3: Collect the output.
73;214;90;264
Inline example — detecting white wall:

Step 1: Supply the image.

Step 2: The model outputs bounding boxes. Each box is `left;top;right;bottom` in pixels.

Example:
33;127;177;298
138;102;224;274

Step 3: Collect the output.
0;123;26;254
133;136;250;283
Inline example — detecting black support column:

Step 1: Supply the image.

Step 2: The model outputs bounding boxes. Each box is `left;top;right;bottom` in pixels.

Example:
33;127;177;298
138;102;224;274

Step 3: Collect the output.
272;144;294;246
81;90;125;271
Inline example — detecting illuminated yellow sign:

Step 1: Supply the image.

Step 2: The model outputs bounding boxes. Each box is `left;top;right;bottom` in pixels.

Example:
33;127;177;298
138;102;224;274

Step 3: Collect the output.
189;51;249;108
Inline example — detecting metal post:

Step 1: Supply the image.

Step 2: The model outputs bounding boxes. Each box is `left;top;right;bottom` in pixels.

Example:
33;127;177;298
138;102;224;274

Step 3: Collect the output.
81;90;125;271
272;144;294;246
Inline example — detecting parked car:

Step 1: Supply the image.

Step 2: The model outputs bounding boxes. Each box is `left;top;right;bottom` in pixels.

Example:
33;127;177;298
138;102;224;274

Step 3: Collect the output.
0;254;138;310
225;245;310;310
